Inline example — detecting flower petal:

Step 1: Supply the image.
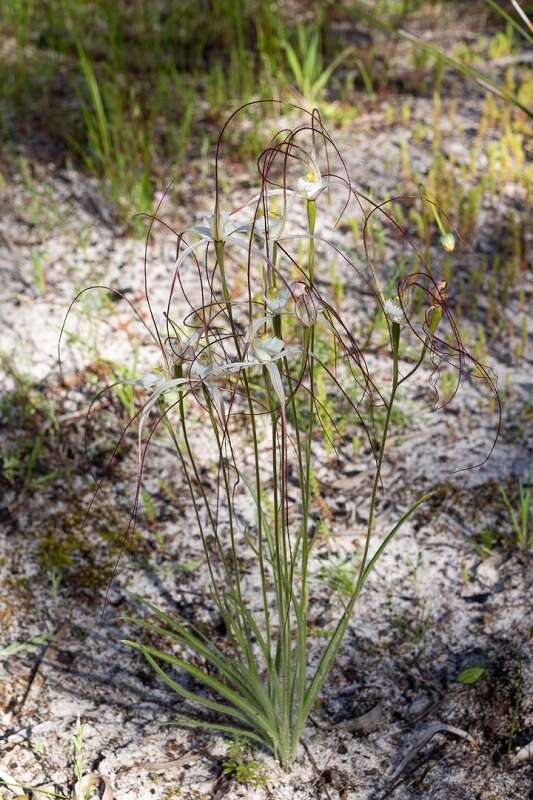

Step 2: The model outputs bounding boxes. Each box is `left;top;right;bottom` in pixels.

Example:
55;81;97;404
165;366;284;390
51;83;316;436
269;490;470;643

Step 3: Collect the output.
265;361;286;412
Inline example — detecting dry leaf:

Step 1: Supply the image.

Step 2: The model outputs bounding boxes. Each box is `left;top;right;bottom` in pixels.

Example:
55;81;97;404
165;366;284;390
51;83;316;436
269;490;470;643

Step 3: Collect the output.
74;774;113;800
511;740;533;764
388;721;476;785
337;703;385;734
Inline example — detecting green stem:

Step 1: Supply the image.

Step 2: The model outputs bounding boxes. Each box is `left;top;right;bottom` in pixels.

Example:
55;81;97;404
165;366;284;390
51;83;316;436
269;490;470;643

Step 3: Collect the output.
357;320;400;587
290;198;318;754
216;236;273;674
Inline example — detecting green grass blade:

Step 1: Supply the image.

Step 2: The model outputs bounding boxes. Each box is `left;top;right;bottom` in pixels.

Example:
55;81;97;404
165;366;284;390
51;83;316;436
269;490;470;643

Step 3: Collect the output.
311;47;353;97
347;1;532;117
499;486;520;539
77;45;111;159
485;0;533;44
398;30;532;116
283;42;304;89
304;32;319;85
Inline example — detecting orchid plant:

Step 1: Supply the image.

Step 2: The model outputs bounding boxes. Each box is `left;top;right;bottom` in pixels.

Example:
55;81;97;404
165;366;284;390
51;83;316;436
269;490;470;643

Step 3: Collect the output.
62;101;499;769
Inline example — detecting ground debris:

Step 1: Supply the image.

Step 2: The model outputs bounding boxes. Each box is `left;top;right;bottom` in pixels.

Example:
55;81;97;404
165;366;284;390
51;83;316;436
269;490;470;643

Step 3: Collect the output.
386;720;477;791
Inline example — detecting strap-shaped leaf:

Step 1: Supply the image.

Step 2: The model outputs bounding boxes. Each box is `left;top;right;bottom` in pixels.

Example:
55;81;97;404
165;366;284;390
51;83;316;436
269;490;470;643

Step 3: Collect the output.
170;714;267;747
127;599;250;680
359;492;434;587
125;616;260;706
133;644;259;731
129;597;275;721
129;595;244;671
303;492;432;720
124;641;278;741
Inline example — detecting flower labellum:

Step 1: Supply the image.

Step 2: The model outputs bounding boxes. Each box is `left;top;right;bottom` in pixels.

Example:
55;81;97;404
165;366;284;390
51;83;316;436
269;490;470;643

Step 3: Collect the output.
252;335;285;363
383;298;404;325
258;196;287;241
296;165;325;201
265;286;290;315
140;370;167;391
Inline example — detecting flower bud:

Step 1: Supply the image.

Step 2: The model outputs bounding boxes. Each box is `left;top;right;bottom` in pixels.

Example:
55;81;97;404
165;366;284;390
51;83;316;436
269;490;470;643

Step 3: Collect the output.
295;289;319;327
440;232;455;253
210;202;228;243
428;306;443;333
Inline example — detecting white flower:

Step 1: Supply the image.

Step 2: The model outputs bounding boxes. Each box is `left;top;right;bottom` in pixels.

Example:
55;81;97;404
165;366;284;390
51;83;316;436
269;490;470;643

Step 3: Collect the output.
236;190;293;244
257;193;294;242
296;160;325;200
191;204;249;244
263;209;286;241
164;328;201;369
140;371;167;391
131;334;228;448
265;286;290;315
251;335;285;363
130;310;303;441
185;350;227;424
242;318;301;416
172;204;252;275
383;298;404;324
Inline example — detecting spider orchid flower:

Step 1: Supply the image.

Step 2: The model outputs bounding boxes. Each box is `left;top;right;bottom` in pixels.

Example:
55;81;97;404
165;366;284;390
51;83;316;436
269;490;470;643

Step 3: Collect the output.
132;309;301;446
121;329;207;439
265;285;291;315
131;356;228;456
296;155;325;201
254;193;294;243
261;207;286;242
250;334;289;415
198;315;301;416
244;317;301;414
174;203;252;272
250;334;285;363
190;355;228;425
164;328;202;370
233;190;293;246
138;370;168;391
190;203;249;244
